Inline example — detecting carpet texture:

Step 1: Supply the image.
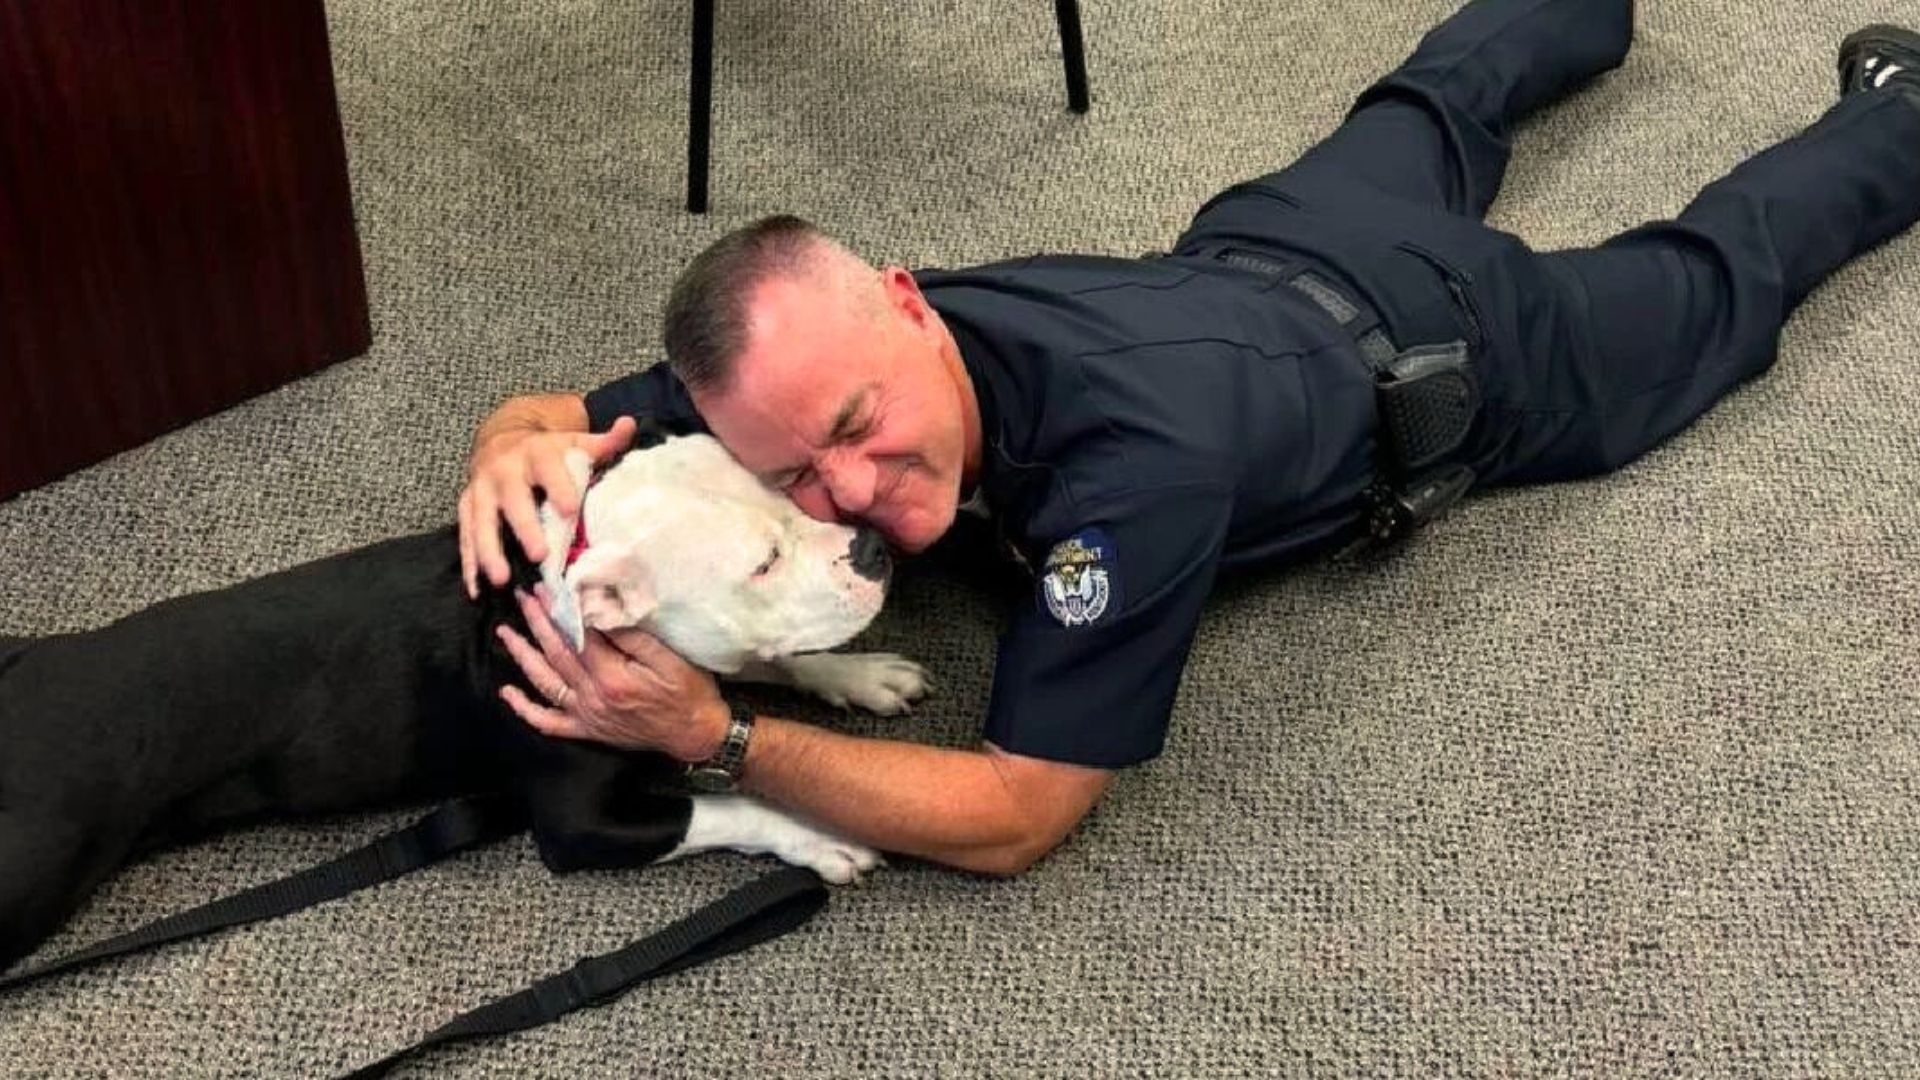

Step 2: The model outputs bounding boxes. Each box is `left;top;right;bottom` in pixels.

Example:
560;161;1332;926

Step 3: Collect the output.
4;0;1919;1075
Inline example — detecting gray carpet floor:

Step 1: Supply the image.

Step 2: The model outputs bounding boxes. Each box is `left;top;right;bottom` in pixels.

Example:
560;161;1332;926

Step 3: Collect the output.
4;0;1920;1075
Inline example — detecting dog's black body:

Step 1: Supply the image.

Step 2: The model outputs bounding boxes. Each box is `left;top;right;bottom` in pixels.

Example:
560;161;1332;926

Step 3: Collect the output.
0;524;696;970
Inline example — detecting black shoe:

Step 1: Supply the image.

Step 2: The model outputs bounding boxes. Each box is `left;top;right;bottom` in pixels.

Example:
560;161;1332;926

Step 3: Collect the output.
1839;24;1920;97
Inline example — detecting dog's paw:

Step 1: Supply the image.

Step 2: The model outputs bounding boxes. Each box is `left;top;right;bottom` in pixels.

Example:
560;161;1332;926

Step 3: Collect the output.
754;809;884;884
679;796;886;884
775;830;886;885
786;653;931;716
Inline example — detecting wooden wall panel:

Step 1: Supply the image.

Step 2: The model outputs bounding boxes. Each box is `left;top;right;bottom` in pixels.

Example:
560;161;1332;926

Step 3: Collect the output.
0;0;371;499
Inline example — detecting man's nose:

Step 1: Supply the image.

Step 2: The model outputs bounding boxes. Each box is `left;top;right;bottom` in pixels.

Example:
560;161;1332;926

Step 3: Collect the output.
820;454;876;517
847;527;891;582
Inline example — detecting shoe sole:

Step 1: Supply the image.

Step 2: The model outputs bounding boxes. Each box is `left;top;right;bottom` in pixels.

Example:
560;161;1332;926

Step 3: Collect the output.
1840;23;1920;67
1839;23;1920;94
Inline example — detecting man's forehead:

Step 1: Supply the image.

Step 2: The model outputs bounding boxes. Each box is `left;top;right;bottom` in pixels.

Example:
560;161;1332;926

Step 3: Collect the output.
708;357;863;468
744;275;852;352
736;301;875;411
729;340;862;418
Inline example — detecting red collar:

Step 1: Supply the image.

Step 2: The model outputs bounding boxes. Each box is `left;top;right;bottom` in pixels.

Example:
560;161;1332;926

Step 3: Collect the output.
563;471;604;570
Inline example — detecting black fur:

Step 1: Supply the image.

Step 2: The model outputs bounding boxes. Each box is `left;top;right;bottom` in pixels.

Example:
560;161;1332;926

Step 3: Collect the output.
0;524;696;969
631;417;669;451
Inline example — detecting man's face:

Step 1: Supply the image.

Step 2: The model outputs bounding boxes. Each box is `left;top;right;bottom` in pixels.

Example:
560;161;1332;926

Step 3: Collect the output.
693;267;975;555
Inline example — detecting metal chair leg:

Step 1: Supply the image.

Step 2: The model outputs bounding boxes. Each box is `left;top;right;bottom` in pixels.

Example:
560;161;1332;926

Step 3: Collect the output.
1054;0;1089;113
687;0;714;213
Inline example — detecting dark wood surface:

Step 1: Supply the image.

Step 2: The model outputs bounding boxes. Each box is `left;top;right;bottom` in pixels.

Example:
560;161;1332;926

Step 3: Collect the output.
0;0;371;500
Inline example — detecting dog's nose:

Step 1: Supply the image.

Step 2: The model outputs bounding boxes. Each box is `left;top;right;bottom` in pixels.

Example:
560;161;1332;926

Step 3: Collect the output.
848;528;891;582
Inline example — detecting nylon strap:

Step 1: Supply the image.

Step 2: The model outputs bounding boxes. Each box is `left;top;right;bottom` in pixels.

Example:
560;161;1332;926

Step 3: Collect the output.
337;865;828;1078
2;796;830;1077
0;794;527;992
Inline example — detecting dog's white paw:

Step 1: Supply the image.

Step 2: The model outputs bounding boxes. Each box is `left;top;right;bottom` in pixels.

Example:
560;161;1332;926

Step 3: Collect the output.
774;828;885;885
750;806;883;884
784;652;931;716
672;796;884;885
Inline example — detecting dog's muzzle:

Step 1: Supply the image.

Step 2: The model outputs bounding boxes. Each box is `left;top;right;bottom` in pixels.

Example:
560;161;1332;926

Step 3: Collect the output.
848;528;890;582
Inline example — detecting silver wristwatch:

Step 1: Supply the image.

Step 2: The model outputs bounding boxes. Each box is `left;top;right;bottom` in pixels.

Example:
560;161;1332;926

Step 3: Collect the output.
685;700;755;793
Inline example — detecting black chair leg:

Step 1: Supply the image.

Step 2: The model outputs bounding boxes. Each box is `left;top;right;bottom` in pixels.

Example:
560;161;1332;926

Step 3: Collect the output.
687;0;714;213
1054;0;1089;113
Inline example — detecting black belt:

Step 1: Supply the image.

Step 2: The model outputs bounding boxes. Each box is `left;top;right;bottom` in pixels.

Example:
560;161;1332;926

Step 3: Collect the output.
0;794;830;1077
1210;247;1481;543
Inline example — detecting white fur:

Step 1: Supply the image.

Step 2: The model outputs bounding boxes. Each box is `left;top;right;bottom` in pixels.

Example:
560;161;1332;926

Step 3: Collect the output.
535;450;596;649
738;653;931;715
531;435;926;882
660;796;884;884
535;439;888;670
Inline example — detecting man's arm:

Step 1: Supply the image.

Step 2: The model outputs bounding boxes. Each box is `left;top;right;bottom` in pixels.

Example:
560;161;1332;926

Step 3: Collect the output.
469;360;705;451
471;392;589;453
738;717;1113;877
495;590;1112;878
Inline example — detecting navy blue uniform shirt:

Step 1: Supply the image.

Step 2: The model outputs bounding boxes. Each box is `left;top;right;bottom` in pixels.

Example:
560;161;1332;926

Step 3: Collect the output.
584;255;1382;769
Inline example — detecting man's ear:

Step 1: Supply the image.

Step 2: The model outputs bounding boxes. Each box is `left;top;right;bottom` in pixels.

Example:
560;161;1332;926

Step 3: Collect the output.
567;547;658;633
881;266;929;326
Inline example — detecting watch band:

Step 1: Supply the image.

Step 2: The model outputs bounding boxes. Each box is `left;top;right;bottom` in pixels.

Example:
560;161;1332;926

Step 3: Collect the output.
685;699;756;792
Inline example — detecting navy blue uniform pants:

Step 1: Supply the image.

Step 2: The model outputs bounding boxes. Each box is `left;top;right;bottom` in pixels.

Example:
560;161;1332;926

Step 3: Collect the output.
1175;0;1920;485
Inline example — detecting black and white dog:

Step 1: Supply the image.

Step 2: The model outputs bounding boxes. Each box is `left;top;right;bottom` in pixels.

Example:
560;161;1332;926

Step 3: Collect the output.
0;429;929;970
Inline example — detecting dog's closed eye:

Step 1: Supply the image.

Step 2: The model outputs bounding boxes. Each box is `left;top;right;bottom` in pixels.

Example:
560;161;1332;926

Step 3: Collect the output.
753;547;781;577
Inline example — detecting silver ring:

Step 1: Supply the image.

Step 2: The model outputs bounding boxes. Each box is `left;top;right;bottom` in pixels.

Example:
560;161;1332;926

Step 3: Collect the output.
553;684;575;709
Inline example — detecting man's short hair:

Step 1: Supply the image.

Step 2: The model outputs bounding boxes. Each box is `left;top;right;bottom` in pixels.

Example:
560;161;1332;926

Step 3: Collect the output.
663;214;827;393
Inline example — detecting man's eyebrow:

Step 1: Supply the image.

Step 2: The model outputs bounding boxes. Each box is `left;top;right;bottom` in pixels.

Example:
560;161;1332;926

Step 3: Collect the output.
826;385;874;443
764;383;880;483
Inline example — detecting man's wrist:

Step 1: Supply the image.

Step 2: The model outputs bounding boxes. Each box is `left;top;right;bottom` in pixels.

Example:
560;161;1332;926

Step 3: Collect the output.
472;394;588;457
675;698;734;764
472;420;541;459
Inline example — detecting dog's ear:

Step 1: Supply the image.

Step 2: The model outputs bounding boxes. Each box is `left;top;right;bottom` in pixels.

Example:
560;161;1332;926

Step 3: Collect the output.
568;547;657;634
631;417;668;451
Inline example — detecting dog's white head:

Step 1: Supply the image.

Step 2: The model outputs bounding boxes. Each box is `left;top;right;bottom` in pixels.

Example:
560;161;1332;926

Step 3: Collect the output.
536;434;891;673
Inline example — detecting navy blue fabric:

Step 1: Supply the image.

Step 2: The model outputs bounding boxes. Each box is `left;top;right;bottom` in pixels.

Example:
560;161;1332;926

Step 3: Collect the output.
981;484;1232;768
919;257;1379;766
583;365;707;437
1175;0;1920;486
581;0;1920;768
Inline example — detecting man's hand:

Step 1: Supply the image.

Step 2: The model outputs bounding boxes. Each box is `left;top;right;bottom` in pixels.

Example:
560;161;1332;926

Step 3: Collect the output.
459;414;637;599
494;584;729;763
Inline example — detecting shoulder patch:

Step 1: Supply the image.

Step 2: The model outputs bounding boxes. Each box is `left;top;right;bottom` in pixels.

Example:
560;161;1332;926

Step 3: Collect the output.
1039;527;1120;627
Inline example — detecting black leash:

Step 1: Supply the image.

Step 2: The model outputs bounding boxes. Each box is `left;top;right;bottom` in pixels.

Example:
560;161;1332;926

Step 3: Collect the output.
0;796;831;1077
339;865;828;1079
0;795;527;991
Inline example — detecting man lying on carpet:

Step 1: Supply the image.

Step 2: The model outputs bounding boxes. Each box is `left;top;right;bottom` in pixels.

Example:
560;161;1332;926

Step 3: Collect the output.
462;1;1920;877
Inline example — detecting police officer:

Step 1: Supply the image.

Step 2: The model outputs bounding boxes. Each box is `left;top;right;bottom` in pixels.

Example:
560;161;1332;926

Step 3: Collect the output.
462;0;1920;876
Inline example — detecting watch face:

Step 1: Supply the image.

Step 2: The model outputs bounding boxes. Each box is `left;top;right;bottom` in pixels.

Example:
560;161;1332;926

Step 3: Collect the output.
686;767;735;793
